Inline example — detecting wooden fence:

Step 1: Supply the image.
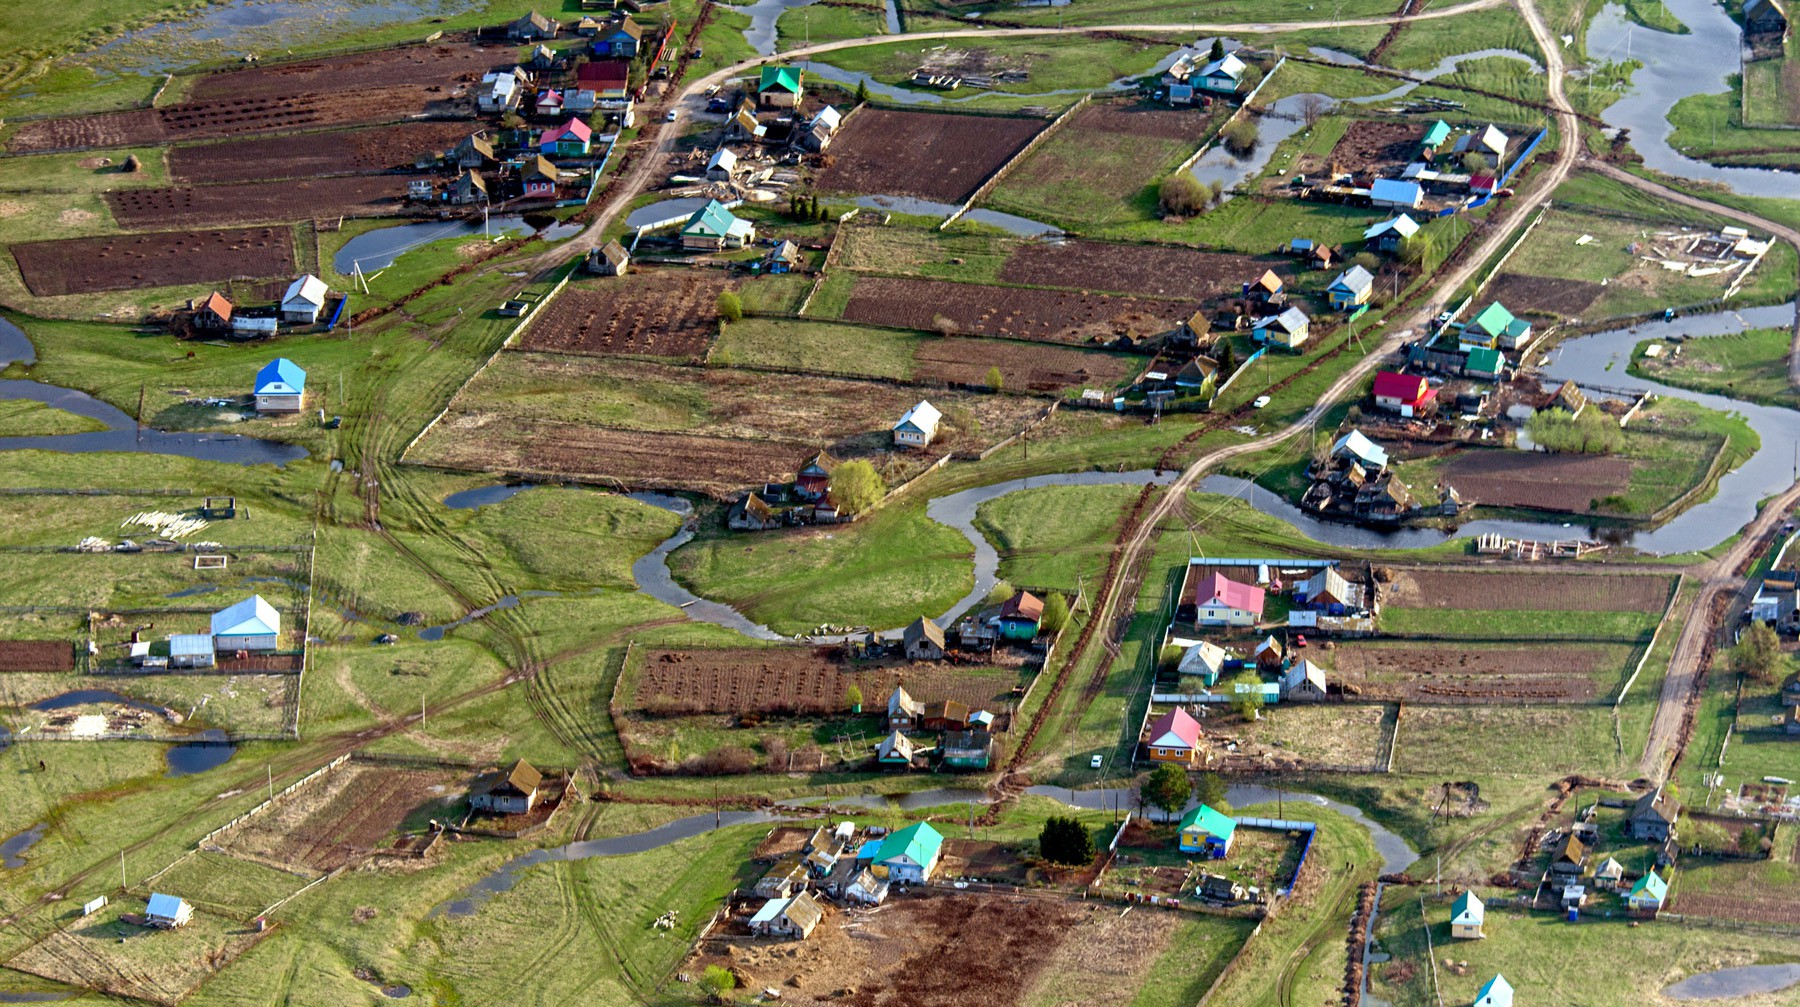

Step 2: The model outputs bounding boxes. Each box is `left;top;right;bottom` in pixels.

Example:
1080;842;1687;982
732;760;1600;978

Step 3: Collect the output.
941;93;1091;230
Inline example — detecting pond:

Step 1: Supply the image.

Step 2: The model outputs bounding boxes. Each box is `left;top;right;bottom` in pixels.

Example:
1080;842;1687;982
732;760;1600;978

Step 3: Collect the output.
1190;93;1320;197
1588;0;1800;197
0;319;308;468
852;195;1062;236
1663;963;1800;1000
1;823;47;869
29;690;163;713
737;0;821;55
333;216;533;274
442;482;538;509
165;730;237;777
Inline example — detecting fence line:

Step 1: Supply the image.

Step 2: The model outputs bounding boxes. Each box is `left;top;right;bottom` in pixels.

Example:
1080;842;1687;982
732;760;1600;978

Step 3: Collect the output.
941;92;1091;230
196;754;350;849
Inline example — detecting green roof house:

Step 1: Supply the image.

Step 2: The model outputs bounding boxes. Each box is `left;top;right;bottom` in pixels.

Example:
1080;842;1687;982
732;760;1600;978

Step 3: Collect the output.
759;65;804;107
872;821;943;883
1421;119;1452;155
681;199;757;250
1625;870;1668;913
1177;804;1237;858
1462;301;1533;352
1464;345;1504;381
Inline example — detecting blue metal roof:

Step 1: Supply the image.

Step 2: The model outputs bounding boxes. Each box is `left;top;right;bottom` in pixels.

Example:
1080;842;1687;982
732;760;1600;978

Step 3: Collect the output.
1370;179;1422;205
255;358;306;396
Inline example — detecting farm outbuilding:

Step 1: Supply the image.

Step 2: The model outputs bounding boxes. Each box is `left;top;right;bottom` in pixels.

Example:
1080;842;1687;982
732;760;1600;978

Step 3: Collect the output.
169;634;215;669
470;759;543;814
1369;178;1423;210
253;357;306;413
588;239;630;276
146;893;193;929
998;591;1043;640
941;729;993;769
892;400;941;448
877;730;917;768
680;199;756;250
211;595;280;652
705;147;738;181
280;274;328;323
194;291;234;329
1281;658;1328;700
750;891;824;938
1450;890;1485;938
903;617;946;660
1178;641;1229;685
1364;214;1420;253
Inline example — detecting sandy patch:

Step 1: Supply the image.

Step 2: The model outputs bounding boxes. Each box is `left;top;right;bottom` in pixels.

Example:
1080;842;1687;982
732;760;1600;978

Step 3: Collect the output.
59;208;97;225
78;156;113;169
0;200;25;218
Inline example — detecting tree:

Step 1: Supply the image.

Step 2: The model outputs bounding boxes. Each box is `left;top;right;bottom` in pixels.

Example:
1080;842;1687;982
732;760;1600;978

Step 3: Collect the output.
1298;93;1330;126
829;460;886;515
716;290;743;323
1192;771;1230;814
1040;592;1070;634
845;682;864;711
1399;232;1435;271
1215;339;1237;379
1731;621;1784;684
1209;38;1226;62
1461;152;1491;174
855;77;870;103
986;365;1005;392
1239;63;1264;91
1351;251;1382;274
1207;178;1226;206
700;964;738;1004
1738;822;1766;857
1159;172;1207;216
1222;119;1259;157
1141;762;1192;817
1227;670;1263;720
1039;815;1096;865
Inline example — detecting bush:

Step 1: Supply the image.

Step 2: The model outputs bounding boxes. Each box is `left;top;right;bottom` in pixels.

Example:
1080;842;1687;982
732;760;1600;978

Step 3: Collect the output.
986;365;1004;392
1222;119;1258;157
701;964;738;1004
1159;172;1208;216
1039;815;1096;865
829;460;886;515
1193;771;1229;814
716;290;743;323
1525;407;1624;456
1040;592;1069;634
1228;670;1263;720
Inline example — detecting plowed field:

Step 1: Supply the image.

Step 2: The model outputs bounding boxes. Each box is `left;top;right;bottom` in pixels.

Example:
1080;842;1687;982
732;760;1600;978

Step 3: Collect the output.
1330;641;1613;702
520;271;730;358
632;647;1025;722
1384;569;1675;612
413;421;807;495
1442;450;1634;512
1329;120;1426;174
1483;272;1607;318
185;42;500;100
842;276;1188;344
218;764;461;875
170;121;474;183
0;640;73;672
1000;240;1281;298
106;176;402;228
913;337;1138;392
11;227;296;297
816;109;1046;202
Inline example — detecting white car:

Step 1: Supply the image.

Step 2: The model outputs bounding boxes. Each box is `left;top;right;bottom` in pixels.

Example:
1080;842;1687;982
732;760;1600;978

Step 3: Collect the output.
1252;395;1271;409
1089;754;1104;769
665;109;679;122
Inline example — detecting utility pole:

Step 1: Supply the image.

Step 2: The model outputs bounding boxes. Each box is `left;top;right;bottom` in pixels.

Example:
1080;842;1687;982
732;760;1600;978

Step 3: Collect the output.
268;764;274;801
120;851;126;891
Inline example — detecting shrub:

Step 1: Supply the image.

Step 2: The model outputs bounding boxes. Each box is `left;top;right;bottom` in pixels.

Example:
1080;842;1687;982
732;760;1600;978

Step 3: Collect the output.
829;460;886;515
1141;762;1191;816
1040;592;1069;634
716;291;743;323
1159;172;1208;216
1039;815;1096;865
1222;119;1258;157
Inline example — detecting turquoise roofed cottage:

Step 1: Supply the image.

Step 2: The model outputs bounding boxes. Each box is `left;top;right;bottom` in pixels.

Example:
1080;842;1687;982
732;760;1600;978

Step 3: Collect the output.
1450;890;1485;939
254;358;306;414
1473;974;1513;1007
759;65;804;107
1421;119;1452;155
681;199;757;251
1463;301;1533;351
1178;804;1237;858
872;821;943;883
211;595;280;653
1626;870;1668;912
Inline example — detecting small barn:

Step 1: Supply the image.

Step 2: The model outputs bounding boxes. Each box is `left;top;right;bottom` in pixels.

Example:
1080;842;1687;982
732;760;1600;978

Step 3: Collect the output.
902;617;946;660
146;893;193;929
750;892;824;938
470;759;543;814
1472;974;1513;1007
169;634;215;669
1282;658;1328;700
280;275;328;324
998;591;1044;641
211;595;280;652
1450;890;1485;939
941;729;994;769
588;239;631;276
876;730;917;768
1178;641;1229;686
794;451;834;500
194;291;234;330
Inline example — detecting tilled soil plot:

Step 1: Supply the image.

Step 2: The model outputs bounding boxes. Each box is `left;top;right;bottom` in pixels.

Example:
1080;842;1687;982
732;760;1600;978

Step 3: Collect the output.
185;42;500;101
912;336;1138;392
219;765;460;875
1329;120;1426;174
1384;569;1674;611
1671;891;1800;925
1330;641;1609;701
816;108;1046;202
107;176;402;229
1442;450;1634;512
843;276;1189;344
169;121;474;183
1000;239;1282;299
11;227;296;296
0;640;74;672
8;86;460;152
415;421;816;495
1069;103;1215;141
520;271;730;358
634;647;1022;723
1483;272;1608;318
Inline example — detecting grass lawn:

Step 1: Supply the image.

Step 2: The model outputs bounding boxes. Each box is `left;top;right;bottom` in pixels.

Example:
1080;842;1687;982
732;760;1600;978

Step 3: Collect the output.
1394;704;1629;776
1378;607;1663;640
667;502;974;635
1380;6;1543;69
1497;207;1754;320
1632;328;1800;410
0;399;108;436
777;0;887;50
1742;35;1800;127
1668;82;1800;170
973;483;1138;594
712;318;924;379
835;220;1021;283
816;34;1182;99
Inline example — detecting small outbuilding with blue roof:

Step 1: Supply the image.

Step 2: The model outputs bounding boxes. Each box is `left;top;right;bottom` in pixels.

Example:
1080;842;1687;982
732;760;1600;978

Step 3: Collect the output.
254;358;306;414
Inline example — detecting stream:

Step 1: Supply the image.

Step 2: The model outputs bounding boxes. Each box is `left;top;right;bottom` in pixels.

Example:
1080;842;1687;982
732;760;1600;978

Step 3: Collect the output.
431;782;1416;918
1663;963;1800;1000
0;319;307;467
1588;0;1800;197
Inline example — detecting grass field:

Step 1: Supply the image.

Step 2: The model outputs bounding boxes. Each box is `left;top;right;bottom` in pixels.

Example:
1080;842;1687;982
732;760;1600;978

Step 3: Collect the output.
1669;84;1800;170
814;34;1181;105
973;483;1138;594
1742;35;1800;128
1633;328;1800;410
1495;207;1759;320
712;318;924;378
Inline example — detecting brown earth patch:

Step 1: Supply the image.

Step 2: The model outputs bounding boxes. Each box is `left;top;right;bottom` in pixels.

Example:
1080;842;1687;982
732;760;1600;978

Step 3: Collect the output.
520;270;730;359
105;175;402;229
1000;239;1285;299
842;276;1189;345
168;121;474;184
817;108;1046;203
10;227;296;297
0;640;75;672
1384;569;1674;611
1442;450;1633;513
912;336;1138;392
1330;641;1608;701
1328;120;1427;174
185;42;498;101
215;764;463;875
1483;272;1607;318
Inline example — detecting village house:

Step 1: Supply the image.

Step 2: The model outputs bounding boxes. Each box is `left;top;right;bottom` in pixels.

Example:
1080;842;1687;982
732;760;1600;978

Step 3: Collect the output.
887;686;924;731
1195;51;1248;93
727;492;779;531
478;70;525;112
1364;214;1420;254
681;199;756;250
766;240;802;273
470;759;542;814
871;822;943;883
1455;124;1509;166
759;65;804;107
521;155;559;197
1327;264;1374;311
1626;787;1679;842
449;133;498;170
1143;707;1203;765
998;591;1044;640
1593;857;1625;890
921;700;971;732
212;595;280;653
794;451;834;500
1369;178;1423;211
540;117;595;157
1460;301;1533;352
750;891;824;939
844;867;889;904
1178;641;1229;686
1625;871;1668;913
1247;269;1285;305
941;729;994;770
451;169;488;205
1550;832;1587;876
595;17;643;55
1420;119;1452;159
1450;890;1485;939
876;730;918;768
1372;371;1436;418
1168;308;1214;349
587;239;630;276
280;274;328;324
536;86;565;116
1193;571;1265;627
1178;804;1237;857
705;146;738;181
1175;355;1219;397
193;291;233;330
1473;974;1514;1007
902;617;946;660
1253;306;1311;349
892;400;941;448
146;893;193;929
509;10;558;40
1281;658;1328;700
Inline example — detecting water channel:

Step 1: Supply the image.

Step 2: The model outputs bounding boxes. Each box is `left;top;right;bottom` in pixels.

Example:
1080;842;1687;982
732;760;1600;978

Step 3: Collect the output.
1588;0;1800;197
852;195;1062;237
0;823;47;869
333;216;535;274
0;319;308;467
1663;963;1800;1000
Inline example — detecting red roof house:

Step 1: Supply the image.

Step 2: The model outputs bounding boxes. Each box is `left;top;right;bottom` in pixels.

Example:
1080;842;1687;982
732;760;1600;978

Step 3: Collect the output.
539;117;595;156
576;59;631;93
1372;371;1436;418
1144;708;1203;764
194;291;233;329
1194;571;1265;627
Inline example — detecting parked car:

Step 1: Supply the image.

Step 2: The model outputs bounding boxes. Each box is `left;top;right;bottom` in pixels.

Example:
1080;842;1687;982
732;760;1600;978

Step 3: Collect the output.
665;109;678;122
1090;754;1104;769
1252;395;1271;409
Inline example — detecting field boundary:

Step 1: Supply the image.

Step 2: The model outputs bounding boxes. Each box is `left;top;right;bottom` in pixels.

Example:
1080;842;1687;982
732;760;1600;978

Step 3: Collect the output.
1612;572;1684;707
197;754;351;850
943;93;1090;229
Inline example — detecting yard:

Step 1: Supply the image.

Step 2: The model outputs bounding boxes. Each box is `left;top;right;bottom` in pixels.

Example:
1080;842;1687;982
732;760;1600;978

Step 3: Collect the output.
5;897;270;1005
1633;328;1800;410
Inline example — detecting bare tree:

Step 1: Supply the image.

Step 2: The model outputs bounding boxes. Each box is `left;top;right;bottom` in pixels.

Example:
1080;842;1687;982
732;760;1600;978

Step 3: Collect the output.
1299;94;1330;127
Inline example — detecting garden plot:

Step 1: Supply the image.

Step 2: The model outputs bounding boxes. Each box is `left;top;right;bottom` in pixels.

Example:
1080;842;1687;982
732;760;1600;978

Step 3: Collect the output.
168;121;474;184
0;672;293;737
106;176;401;229
0;640;74;672
215;763;464;876
5;896;270;1006
518;270;732;360
815;108;1047;203
1382;569;1676;612
1440;451;1634;513
1327;119;1427;177
998;239;1284;299
10;227;296;297
184;42;499;101
1328;641;1636;702
983;102;1218;227
840;275;1191;345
